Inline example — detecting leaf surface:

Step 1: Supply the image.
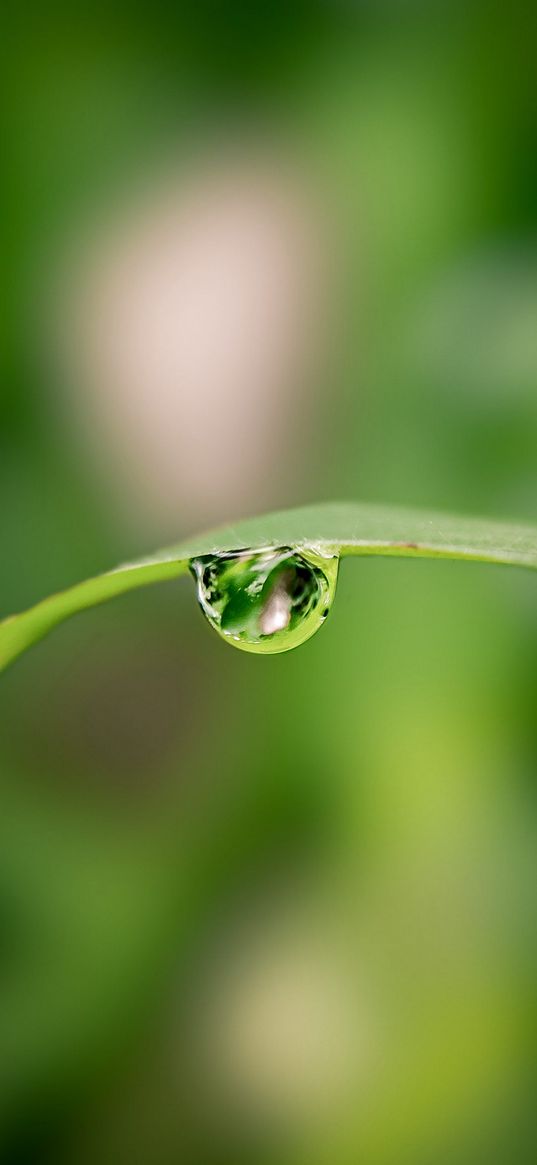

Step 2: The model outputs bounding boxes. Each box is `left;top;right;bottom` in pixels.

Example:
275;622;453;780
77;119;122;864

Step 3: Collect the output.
2;502;536;672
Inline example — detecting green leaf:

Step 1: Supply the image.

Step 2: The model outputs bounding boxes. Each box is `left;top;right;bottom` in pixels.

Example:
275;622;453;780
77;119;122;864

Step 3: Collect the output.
2;502;536;673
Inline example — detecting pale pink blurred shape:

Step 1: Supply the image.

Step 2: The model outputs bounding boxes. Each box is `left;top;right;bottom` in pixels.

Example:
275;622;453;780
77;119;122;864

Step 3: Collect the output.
56;149;330;534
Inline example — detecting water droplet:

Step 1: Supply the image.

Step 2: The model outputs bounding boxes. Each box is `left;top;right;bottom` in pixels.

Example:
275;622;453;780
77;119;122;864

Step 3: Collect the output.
190;545;339;654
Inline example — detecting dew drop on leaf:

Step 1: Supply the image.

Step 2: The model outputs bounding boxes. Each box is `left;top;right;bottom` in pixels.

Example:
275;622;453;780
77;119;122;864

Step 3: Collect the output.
190;546;339;654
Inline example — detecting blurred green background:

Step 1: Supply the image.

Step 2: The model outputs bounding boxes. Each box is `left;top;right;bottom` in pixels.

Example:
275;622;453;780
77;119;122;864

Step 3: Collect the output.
1;2;537;1162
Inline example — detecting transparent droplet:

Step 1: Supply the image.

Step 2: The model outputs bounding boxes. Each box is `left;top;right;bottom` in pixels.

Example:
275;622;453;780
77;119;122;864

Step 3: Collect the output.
190;545;339;655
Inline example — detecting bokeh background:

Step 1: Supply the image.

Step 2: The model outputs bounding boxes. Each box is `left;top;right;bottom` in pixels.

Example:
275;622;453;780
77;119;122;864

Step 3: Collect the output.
1;3;537;1162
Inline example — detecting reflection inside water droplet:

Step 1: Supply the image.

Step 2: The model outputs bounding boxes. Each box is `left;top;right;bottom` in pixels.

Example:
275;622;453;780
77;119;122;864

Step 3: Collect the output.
190;545;339;654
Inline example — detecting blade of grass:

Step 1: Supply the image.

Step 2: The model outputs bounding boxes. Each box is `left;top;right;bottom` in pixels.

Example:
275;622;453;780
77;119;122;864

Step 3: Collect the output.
2;502;536;673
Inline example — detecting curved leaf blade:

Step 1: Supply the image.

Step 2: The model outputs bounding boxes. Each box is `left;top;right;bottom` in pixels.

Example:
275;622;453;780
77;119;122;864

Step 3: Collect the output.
1;502;536;673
